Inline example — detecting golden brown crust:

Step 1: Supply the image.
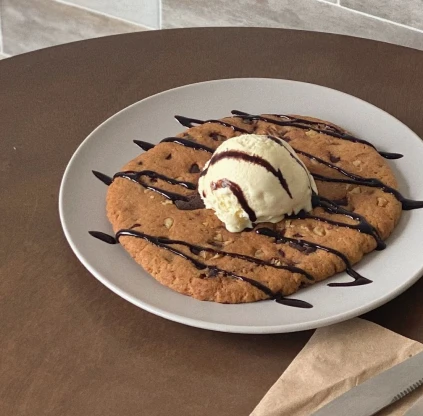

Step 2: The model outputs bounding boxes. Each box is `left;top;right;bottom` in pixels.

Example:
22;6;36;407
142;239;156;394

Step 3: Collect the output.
106;115;402;303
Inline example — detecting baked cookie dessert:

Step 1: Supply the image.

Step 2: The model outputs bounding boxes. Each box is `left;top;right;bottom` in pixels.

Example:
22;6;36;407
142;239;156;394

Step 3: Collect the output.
92;111;422;307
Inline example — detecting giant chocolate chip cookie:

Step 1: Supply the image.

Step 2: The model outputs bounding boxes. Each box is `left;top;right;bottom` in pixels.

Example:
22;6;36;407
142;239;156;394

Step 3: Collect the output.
104;112;408;305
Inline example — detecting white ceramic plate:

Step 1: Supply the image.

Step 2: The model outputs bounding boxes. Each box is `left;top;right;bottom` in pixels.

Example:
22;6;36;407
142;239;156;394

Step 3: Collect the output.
59;78;423;334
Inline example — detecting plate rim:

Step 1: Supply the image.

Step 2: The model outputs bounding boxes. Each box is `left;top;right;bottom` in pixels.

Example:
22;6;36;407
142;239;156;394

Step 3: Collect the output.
59;77;423;334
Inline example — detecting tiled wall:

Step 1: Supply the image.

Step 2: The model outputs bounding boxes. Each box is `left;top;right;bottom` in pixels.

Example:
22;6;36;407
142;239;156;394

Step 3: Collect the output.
0;0;157;57
0;0;422;59
162;0;423;50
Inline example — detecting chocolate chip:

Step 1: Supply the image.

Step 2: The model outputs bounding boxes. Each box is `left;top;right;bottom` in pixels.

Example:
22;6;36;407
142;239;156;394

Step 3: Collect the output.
174;193;205;211
289;241;316;255
150;177;158;183
199;273;207;279
129;223;141;229
137;161;143;165
165;154;172;160
329;153;341;163
289;241;306;252
210;132;226;141
278;249;286;257
189;163;200;173
208;268;219;277
293;233;303;238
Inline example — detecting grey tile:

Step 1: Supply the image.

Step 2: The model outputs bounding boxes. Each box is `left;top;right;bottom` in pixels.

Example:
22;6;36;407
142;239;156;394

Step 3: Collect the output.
162;0;423;50
63;0;160;29
341;0;423;31
1;0;148;56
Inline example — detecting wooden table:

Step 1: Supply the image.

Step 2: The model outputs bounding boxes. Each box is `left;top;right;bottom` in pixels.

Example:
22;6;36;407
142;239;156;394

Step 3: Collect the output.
1;28;422;416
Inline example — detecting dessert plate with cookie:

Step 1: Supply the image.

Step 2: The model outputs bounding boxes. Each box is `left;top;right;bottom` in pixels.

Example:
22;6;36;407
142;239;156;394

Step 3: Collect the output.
59;78;423;333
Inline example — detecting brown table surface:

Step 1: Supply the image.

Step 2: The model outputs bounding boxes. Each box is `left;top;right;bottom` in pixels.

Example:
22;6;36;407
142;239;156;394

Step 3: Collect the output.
1;28;423;416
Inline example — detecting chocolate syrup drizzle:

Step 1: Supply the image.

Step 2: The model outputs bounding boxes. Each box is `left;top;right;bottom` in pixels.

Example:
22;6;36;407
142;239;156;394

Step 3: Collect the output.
211;179;257;222
305;194;385;250
207;150;293;198
313;175;423;211
88;230;117;244
231;110;404;160
133;140;155;151
113;170;195;202
92;170;113;186
255;141;386;250
175;115;249;134
89;228;313;308
255;227;371;287
294;149;423;210
379;152;404;160
267;135;317;193
161;137;214;153
90;111;423;308
171;115;423;210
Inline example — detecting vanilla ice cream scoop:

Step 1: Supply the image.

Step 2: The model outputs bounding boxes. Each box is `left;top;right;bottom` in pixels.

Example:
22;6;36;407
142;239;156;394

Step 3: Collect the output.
198;134;317;232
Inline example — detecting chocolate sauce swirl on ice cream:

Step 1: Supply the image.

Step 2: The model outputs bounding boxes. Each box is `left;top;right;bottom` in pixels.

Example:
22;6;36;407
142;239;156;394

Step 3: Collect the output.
90;111;423;308
198;134;317;232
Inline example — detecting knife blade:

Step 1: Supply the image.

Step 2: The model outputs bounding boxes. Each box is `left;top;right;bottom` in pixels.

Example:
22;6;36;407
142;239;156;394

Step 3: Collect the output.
312;350;423;416
405;395;423;416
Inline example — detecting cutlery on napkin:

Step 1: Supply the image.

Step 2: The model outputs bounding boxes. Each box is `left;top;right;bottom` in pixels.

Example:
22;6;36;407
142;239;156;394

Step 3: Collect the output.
250;318;423;416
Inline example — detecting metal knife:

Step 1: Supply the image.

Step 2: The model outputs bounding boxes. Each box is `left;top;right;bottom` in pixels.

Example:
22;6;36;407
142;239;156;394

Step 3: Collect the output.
312;350;423;416
405;395;423;416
